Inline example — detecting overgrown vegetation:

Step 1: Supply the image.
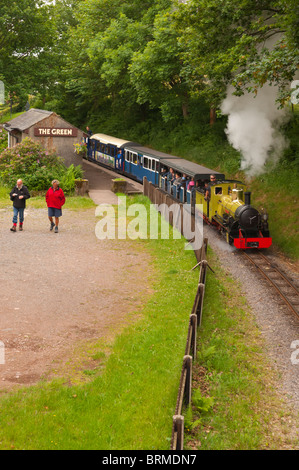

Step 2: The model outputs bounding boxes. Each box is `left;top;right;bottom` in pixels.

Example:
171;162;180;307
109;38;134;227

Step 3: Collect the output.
0;137;83;193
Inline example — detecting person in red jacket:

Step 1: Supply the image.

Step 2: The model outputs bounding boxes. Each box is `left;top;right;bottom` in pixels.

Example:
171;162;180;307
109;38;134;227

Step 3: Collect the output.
45;180;65;233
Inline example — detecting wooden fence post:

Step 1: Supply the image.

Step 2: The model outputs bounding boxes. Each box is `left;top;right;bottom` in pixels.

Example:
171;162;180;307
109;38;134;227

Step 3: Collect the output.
190;314;197;360
183;355;192;407
143;176;148;197
172;415;184;450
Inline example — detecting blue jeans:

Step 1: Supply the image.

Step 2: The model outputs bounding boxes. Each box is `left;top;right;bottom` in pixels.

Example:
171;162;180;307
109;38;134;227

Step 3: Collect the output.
13;207;24;224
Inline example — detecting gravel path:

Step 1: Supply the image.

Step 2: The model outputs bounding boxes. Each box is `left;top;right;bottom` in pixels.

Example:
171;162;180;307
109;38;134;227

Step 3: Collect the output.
0;164;149;391
203;224;299;414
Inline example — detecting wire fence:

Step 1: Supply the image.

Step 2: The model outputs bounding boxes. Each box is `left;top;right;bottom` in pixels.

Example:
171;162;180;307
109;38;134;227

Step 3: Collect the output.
143;178;209;450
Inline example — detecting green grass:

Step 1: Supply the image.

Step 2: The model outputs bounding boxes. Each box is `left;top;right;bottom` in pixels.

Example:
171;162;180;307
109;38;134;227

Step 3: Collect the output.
0;110;23;124
184;248;299;450
0;186;96;211
250;163;299;260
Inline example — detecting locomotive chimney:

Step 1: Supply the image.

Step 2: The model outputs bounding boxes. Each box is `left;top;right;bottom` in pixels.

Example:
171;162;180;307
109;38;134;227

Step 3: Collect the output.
245;191;251;206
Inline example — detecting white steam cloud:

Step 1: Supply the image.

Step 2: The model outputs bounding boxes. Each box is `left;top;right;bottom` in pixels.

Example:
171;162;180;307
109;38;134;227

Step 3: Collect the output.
221;84;290;177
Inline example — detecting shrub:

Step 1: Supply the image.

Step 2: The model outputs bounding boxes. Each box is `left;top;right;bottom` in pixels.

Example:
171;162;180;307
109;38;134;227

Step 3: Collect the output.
0;128;8;153
0;138;83;193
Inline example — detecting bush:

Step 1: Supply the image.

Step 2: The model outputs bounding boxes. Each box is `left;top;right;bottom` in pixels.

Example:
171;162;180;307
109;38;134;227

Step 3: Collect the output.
0;138;83;193
0;128;8;153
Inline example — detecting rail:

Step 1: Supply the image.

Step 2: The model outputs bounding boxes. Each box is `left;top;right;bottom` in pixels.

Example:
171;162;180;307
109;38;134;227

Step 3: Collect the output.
242;250;299;320
143;178;210;450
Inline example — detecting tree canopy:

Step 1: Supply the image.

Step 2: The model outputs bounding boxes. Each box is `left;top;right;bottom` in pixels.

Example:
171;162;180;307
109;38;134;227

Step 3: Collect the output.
0;0;298;121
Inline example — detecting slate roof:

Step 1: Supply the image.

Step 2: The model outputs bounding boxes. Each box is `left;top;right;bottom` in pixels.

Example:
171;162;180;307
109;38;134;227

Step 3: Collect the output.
4;108;53;132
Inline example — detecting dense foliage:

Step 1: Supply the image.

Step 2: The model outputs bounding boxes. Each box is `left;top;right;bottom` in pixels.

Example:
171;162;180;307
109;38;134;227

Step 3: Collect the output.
1;1;297;123
0;138;83;192
0;127;7;153
0;1;298;174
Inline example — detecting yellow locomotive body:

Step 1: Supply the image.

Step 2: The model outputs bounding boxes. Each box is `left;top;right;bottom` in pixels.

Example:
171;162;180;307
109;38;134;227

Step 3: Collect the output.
196;181;272;249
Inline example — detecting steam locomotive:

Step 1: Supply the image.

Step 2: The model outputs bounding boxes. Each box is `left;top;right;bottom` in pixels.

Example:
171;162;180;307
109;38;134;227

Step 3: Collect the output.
85;133;272;250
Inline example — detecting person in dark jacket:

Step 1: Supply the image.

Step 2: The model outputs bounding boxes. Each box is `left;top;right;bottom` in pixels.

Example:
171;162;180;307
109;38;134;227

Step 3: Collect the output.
45;179;65;233
10;179;31;232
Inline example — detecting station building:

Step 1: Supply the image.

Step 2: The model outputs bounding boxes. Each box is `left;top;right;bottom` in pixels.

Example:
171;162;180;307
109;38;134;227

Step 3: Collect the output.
3;108;86;166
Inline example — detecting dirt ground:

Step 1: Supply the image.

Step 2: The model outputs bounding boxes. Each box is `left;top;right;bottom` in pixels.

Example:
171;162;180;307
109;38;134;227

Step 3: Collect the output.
0;163;150;391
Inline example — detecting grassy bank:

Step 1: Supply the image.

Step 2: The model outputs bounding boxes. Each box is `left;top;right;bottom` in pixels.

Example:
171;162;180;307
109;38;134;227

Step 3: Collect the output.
185;248;299;450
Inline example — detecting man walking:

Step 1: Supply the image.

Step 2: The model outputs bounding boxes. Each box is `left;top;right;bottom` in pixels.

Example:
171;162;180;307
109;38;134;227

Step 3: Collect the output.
10;179;31;232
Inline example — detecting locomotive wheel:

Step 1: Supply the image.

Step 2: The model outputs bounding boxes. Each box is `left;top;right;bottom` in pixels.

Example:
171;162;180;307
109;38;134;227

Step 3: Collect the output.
225;232;234;245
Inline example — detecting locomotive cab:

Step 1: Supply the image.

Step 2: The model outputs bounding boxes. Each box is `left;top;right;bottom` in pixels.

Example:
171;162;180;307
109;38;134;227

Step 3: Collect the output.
195;181;272;249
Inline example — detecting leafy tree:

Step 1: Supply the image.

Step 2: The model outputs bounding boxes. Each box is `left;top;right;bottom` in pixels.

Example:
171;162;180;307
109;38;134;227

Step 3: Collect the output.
0;0;81;111
130;9;190;122
174;0;299;107
64;0;175;124
0;1;54;101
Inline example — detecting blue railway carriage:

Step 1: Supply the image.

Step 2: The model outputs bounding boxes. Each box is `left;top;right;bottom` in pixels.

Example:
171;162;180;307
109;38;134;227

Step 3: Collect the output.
158;157;225;205
123;144;180;184
86;133;139;171
86;132;224;204
85;131;271;250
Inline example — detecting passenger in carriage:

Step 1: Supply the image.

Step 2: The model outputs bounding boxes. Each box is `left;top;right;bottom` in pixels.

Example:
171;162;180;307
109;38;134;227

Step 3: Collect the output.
179;173;187;189
167;168;175;182
205;175;216;200
116;150;122;169
187;177;195;191
173;172;182;186
176;173;188;189
160;166;167;177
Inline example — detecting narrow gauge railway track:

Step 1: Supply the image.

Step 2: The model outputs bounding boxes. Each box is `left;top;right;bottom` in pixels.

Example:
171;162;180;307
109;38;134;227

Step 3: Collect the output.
242;250;299;320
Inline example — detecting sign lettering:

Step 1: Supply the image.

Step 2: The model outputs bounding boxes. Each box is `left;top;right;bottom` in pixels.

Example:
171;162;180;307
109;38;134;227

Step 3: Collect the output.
34;127;78;137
